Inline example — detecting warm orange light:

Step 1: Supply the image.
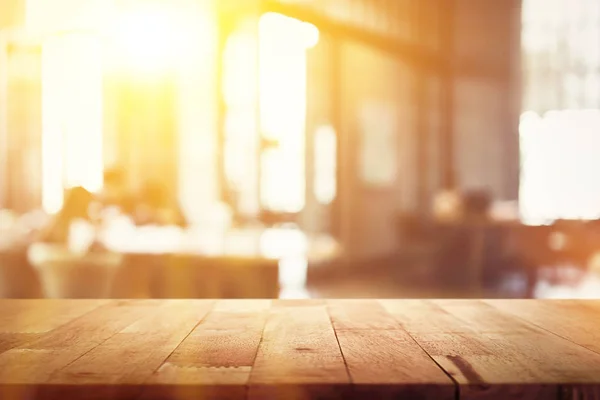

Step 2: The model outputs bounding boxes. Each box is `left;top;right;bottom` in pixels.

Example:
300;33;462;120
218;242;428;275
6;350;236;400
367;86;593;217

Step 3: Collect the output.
221;14;320;215
41;33;104;214
36;1;213;214
106;4;203;75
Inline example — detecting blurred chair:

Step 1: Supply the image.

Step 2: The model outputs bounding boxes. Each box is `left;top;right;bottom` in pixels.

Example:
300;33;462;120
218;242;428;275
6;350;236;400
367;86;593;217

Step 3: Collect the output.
28;243;122;298
430;189;535;298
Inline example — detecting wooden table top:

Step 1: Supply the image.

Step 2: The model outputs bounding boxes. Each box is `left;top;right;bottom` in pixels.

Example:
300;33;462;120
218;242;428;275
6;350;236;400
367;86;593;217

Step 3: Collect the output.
1;299;599;399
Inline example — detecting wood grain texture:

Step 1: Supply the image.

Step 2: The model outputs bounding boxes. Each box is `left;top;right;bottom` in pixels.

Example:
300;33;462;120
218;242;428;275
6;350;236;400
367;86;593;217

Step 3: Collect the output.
0;301;164;392
45;300;214;400
144;300;270;400
0;333;40;356
0;300;600;399
485;300;600;399
401;300;600;399
1;300;213;400
336;329;455;399
380;299;475;334
0;300;149;399
248;303;350;400
484;300;600;353
432;299;540;333
0;300;107;333
331;300;455;398
328;299;400;330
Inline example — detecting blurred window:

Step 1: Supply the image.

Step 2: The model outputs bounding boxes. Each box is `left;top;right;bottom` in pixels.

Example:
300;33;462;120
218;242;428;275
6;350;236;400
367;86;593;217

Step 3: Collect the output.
520;0;600;222
222;24;260;217
0;36;44;212
522;0;600;112
222;13;319;216
41;32;104;214
519;110;600;222
259;13;318;213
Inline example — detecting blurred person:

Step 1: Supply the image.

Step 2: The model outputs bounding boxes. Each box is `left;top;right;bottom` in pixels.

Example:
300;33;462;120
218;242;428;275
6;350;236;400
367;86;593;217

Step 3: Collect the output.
36;186;95;245
34;167;134;246
97;167;135;214
28;186;123;299
132;180;188;228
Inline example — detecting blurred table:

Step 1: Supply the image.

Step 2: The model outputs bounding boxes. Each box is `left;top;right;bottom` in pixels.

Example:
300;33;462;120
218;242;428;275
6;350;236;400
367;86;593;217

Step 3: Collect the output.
1;226;341;299
0;246;43;298
105;227;341;299
1;299;600;399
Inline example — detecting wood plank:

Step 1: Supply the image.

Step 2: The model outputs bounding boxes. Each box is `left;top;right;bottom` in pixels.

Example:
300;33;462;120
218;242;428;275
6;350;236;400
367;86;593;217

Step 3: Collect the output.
25;300;162;351
0;300;107;333
336;329;455;399
485;300;600;354
432;300;540;333
143;300;270;400
272;299;325;308
0;300;161;386
248;303;350;399
212;299;272;313
485;300;600;399
330;300;455;398
2;299;600;400
37;300;214;400
328;300;400;330
145;365;251;400
380;299;476;334
0;333;40;355
406;300;600;399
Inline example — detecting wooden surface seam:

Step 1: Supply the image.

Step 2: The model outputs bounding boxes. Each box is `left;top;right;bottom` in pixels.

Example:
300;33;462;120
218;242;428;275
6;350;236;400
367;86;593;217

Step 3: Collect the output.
1;299;600;399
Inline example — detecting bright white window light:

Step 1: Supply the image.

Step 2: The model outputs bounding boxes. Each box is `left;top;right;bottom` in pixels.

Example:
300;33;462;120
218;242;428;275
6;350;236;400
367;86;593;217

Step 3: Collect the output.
103;2;207;76
41;33;103;214
258;13;319;213
519;109;600;222
314;125;337;205
36;0;211;214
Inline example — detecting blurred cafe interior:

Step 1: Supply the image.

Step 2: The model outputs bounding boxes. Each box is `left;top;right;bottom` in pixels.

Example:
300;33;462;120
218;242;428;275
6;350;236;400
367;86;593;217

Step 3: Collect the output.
1;0;599;300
